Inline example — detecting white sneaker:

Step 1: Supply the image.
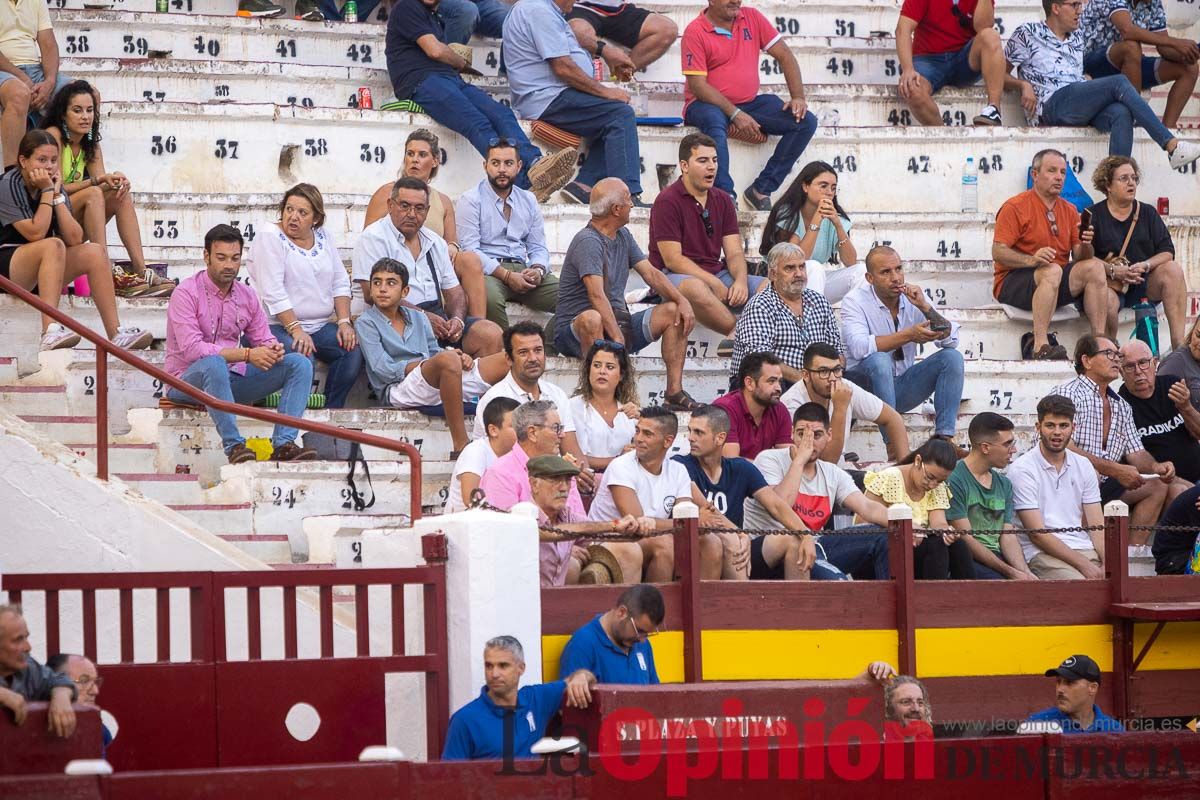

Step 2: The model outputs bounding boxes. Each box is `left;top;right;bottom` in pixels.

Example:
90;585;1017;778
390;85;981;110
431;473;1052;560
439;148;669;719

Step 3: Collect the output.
40;323;81;351
1168;140;1200;170
112;326;153;350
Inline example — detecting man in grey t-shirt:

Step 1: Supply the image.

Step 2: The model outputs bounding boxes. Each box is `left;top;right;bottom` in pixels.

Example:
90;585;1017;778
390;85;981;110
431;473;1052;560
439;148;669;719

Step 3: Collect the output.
553;178;699;411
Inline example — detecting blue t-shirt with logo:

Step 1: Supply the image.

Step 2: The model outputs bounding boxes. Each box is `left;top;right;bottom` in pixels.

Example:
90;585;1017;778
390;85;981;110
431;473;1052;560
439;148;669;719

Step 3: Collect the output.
1025;705;1125;734
558;614;659;685
442;681;566;760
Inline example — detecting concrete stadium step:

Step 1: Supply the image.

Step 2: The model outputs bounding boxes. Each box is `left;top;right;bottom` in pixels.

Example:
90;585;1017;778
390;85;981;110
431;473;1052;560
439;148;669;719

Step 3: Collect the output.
94;102;1200;214
17;414;100;440
64;442;158;472
846;412;1040;462
216;533;295;563
166;500;252;530
301;512;413;564
0;358;17;383
114;471;205;503
0;385;69;416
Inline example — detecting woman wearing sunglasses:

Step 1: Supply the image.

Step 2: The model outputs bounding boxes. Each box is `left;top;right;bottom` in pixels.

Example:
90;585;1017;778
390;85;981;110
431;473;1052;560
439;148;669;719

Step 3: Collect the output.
862;438;974;579
569;339;641;472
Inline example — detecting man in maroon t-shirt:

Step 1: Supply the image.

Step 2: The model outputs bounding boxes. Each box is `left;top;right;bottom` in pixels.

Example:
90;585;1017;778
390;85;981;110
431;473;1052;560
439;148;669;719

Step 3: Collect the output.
895;0;1007;126
713;352;791;460
648;132;765;338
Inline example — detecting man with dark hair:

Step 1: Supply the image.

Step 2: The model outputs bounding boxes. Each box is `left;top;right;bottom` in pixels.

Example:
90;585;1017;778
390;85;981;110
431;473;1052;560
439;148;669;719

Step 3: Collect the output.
731;242;842;381
946;412;1035;579
353;177;501;358
558;585;666;683
384;0;578;199
503;0;644;206
0;606;76;738
1024;654;1124;734
842;246;965;447
1118;339;1200;484
457;139;560;331
714;352;792;460
1152;484;1200;575
782;342;908;464
680;0;817;210
448;398;520;513
1005;0;1200;164
1008;394;1105;579
166;224;316;464
991;150;1109;360
589;406;746;581
745;403;894;580
649;133;764;338
1053;333;1179;549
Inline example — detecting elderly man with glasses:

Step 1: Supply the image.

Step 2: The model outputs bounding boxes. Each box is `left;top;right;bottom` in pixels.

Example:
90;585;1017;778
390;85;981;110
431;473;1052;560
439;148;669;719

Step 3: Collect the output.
557;584;664;684
1051;334;1182;552
1118;339;1200;485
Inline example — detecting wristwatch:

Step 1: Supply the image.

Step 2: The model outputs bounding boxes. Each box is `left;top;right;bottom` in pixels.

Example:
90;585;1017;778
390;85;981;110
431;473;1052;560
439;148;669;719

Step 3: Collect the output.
595;40;606;57
808;222;821;232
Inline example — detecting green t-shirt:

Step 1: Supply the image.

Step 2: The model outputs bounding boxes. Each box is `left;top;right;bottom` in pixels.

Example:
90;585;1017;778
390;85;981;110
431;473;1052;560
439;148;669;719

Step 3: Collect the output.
945;461;1014;553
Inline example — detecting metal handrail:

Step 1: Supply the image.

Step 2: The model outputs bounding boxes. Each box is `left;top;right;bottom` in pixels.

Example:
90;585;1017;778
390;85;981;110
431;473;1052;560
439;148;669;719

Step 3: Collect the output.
0;274;422;521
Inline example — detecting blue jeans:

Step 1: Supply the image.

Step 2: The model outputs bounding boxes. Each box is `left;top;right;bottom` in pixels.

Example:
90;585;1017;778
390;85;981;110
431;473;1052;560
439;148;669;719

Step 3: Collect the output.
540;88;642;195
471;0;510;37
913;40;981;93
437;0;482;44
167;353;313;453
815;526;891;580
0;64;71;126
845;348;964;438
270;322;363;409
410;73;542;190
684;94;818;196
1040;75;1174;157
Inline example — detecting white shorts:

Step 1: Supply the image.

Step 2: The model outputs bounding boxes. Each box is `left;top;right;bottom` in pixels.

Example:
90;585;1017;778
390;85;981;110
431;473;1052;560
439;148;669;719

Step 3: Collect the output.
386;361;491;408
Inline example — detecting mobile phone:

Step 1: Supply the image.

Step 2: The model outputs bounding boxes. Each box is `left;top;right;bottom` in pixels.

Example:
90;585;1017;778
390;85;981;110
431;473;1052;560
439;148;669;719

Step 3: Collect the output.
1079;208;1092;234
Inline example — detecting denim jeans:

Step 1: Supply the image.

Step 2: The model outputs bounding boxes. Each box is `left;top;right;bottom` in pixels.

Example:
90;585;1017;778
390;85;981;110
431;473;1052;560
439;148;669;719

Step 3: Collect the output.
270;322;364;409
471;0;510;37
410;73;542;189
815;525;891;580
167;353;313;453
540;88;642;195
433;0;480;43
684;94;819;196
845;348;965;437
1040;75;1174;157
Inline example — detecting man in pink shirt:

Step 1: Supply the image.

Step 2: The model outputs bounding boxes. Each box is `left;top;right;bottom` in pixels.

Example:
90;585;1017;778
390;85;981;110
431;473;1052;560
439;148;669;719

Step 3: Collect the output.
165;225;317;464
681;0;817;211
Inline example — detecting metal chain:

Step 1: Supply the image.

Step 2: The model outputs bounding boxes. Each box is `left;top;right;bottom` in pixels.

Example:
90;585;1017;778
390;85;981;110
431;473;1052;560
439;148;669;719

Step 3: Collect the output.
465;489;672;541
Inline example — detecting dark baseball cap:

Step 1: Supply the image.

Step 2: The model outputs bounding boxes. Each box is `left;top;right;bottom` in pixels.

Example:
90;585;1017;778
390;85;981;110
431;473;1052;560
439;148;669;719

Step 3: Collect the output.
527;455;581;479
1045;654;1101;683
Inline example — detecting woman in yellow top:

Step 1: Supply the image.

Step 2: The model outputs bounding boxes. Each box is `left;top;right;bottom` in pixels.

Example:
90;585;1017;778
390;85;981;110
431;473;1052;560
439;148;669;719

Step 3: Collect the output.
40;81;168;295
863;438;974;580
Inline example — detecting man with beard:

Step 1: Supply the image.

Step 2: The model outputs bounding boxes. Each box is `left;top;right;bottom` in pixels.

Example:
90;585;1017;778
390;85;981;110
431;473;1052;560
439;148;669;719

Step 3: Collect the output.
1118;339;1200;484
1008;394;1106;580
714;352;791;460
458;139;560;331
730;242;842;383
842;245;965;449
1025;654;1124;734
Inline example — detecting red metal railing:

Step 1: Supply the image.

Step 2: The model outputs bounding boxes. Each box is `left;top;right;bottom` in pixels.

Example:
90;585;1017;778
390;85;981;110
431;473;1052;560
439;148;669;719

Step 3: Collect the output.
0;274;422;520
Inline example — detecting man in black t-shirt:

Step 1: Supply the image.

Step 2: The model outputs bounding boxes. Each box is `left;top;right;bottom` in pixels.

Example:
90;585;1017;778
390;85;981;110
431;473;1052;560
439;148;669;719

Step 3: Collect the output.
1119;340;1200;483
385;0;578;200
1155;484;1200;575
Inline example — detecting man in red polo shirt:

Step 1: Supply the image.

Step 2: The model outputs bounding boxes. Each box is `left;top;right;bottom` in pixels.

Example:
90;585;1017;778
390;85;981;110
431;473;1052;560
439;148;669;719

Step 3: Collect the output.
680;0;817;211
896;0;1007;126
713;352;792;460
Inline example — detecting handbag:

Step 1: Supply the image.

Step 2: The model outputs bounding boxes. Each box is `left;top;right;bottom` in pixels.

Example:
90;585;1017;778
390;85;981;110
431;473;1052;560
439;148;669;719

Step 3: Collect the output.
1103;203;1139;295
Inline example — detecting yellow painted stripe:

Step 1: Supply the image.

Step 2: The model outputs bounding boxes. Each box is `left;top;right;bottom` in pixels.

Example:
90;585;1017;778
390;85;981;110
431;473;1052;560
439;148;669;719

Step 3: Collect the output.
917;625;1113;677
1133;622;1200;670
702;630;898;681
542;632;687;684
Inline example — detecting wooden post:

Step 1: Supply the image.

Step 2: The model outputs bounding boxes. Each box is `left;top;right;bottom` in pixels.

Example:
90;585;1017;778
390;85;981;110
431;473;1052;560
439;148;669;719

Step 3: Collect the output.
1104;501;1131;720
672;501;702;683
887;504;917;676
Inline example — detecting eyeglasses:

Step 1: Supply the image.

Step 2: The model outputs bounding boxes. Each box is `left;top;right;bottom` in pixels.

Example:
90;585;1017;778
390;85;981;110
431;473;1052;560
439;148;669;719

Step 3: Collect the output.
982;437;1018;451
1093;348;1122;362
537;423;565;436
1054;0;1084;8
625;612;658;642
1120;357;1155;373
806;366;844;378
1113;173;1140;184
699;205;714;238
394;201;428;215
1045;209;1059;237
75;675;104;689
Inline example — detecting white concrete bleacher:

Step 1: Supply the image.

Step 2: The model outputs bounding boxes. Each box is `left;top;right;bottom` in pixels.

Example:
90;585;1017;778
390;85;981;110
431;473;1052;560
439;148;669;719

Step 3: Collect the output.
0;0;1196;565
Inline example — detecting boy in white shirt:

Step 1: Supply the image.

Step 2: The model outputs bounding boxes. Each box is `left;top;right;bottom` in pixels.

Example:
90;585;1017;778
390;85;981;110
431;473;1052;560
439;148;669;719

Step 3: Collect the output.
447;397;520;513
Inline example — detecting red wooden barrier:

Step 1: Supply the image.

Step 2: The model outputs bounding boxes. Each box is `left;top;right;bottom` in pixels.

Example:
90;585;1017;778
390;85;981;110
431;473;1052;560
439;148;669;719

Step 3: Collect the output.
0;704;104;775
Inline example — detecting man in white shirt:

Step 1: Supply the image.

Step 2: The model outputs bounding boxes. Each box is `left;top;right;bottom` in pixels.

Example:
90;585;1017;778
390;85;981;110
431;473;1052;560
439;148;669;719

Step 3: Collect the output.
351;176;502;357
588;407;746;581
781;342;909;464
1008;394;1106;580
447;397;519;513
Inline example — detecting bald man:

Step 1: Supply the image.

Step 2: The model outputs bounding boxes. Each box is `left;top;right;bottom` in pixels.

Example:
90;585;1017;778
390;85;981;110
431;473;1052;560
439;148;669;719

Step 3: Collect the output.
48;652;113;750
1118;339;1200;485
0;605;76;738
553;178;700;411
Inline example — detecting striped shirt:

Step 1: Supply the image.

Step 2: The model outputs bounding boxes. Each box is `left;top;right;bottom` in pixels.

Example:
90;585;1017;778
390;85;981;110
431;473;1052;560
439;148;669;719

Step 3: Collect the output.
1051;374;1144;481
731;285;843;376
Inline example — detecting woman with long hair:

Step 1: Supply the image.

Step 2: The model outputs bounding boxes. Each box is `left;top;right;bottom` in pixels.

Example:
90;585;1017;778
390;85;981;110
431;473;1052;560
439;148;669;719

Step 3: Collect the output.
569;339;641;472
0;130;152;351
40;80;171;296
246;183;362;408
759;160;864;303
862;438;974;579
364;128;486;318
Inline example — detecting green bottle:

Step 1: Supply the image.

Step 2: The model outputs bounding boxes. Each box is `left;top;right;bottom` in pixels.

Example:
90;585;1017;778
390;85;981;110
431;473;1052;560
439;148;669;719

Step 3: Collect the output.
344;0;358;21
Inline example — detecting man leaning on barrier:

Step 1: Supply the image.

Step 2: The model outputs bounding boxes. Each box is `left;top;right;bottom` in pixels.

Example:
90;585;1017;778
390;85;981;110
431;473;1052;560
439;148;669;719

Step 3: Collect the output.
0;605;76;739
1024;654;1124;734
558;584;663;685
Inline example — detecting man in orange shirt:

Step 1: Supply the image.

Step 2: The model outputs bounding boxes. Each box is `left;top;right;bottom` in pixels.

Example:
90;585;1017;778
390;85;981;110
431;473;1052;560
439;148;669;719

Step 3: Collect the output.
991;149;1112;360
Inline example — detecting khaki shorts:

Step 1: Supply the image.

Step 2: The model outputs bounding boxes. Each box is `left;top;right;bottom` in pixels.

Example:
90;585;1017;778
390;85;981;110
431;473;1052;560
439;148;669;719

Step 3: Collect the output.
1029;548;1102;580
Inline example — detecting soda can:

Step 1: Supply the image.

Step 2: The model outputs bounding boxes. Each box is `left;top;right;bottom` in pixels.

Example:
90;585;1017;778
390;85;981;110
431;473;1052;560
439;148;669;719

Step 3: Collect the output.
1157;196;1169;216
358;86;373;109
156;0;168;10
592;57;604;81
344;0;358;22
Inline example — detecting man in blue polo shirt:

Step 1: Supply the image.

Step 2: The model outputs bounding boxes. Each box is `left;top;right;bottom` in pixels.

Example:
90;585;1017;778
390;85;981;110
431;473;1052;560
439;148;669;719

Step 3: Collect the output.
1024;654;1125;734
557;585;664;684
442;635;597;760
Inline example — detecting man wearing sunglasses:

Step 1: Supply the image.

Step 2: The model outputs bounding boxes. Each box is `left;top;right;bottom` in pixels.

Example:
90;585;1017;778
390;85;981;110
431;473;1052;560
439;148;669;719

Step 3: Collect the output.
1118;339;1200;484
558;585;664;684
895;0;1008;127
1051;334;1185;553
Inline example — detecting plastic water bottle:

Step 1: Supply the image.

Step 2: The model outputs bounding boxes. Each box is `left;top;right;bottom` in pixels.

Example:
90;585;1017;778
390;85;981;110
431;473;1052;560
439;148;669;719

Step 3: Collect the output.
1133;300;1159;356
961;157;978;212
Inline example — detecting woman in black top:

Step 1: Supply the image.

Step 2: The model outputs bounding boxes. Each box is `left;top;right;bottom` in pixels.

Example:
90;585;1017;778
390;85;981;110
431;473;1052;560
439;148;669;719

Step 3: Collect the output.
1088;155;1187;350
0;130;151;351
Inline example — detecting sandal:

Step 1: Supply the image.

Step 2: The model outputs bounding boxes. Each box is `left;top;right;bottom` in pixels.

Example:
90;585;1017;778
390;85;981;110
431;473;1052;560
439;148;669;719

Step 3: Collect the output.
662;390;703;412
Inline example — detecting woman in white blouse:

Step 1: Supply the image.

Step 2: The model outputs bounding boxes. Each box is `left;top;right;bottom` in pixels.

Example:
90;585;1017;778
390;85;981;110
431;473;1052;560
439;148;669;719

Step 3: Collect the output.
568;340;641;472
249;183;362;408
